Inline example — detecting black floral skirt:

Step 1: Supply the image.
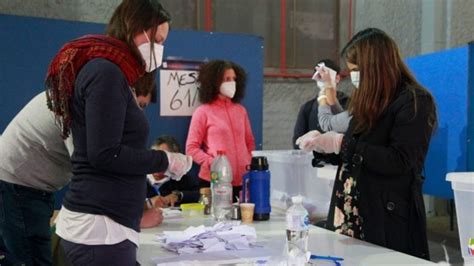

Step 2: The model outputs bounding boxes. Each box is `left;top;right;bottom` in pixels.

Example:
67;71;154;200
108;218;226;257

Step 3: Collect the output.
332;166;363;238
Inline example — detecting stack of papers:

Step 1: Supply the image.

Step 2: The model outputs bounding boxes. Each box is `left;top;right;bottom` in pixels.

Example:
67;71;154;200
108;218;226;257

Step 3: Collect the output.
156;222;257;254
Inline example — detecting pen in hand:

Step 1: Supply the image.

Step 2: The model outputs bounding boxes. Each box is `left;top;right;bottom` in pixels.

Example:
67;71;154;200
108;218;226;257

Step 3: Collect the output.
146;198;154;209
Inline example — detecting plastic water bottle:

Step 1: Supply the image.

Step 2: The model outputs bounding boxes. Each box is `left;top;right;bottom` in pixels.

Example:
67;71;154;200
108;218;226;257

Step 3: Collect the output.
210;150;233;221
286;195;310;265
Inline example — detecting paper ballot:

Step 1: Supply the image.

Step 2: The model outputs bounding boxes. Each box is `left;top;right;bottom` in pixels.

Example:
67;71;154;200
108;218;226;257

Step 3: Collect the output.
156;221;257;255
311;62;337;83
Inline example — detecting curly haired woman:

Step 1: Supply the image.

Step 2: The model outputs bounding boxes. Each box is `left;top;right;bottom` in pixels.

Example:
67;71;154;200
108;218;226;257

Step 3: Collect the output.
186;60;255;201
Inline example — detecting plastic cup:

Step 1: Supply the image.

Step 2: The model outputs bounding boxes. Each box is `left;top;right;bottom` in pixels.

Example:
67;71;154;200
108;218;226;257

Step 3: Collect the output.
240;203;255;223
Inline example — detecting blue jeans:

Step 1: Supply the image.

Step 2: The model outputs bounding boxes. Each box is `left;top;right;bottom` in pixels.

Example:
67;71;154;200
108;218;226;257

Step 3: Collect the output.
0;180;54;266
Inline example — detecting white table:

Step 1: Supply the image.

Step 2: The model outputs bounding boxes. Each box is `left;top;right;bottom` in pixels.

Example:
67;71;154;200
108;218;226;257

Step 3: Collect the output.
138;211;435;265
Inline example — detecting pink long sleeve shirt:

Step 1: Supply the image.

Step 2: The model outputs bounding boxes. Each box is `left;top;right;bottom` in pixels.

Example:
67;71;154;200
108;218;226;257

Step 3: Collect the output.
186;97;256;186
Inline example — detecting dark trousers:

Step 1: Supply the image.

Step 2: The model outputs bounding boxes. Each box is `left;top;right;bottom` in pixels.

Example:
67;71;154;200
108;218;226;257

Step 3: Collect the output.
199;179;241;203
0;180;54;266
61;239;137;266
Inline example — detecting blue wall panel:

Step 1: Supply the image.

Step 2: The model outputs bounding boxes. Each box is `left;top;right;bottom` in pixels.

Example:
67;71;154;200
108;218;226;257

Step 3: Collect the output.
406;46;470;199
468;43;474;171
0;14;263;148
0;15;105;129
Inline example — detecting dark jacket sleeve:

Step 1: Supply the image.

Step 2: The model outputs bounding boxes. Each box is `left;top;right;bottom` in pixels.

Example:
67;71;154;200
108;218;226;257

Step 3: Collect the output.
82;61;168;175
181;190;200;204
336;91;350;109
146;181;159;198
293;102;310;149
354;93;435;177
159;174;200;203
180;175;200;204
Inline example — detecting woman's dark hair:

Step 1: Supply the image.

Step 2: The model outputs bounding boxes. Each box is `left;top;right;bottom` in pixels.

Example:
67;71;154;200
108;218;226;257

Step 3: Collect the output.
152;135;180;153
341;28;437;133
134;71;157;101
107;0;171;90
197;60;247;104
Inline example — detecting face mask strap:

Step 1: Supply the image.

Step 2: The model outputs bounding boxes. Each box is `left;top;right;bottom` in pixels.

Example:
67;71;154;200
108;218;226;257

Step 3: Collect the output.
143;30;151;43
142;30;158;70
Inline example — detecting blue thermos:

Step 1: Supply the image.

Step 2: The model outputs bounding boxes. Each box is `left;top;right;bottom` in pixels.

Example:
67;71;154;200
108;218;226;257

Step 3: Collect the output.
242;156;271;221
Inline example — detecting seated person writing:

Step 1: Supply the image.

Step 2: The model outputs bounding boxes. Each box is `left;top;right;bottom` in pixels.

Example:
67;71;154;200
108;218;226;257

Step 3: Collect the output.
147;135;200;208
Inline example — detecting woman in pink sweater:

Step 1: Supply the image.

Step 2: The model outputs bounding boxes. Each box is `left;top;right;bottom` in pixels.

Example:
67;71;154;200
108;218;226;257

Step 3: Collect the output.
186;60;255;200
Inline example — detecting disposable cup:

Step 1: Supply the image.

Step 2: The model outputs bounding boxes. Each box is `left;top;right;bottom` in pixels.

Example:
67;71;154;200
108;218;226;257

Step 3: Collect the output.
240;203;255;223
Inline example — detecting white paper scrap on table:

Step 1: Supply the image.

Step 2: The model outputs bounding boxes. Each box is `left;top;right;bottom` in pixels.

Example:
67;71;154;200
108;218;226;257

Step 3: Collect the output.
160;225;206;243
155;222;259;255
200;238;220;249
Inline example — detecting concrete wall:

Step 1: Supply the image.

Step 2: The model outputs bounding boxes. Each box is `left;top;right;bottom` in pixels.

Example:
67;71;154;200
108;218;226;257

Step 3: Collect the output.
263;80;315;150
352;0;474;56
353;0;422;57
450;0;474;47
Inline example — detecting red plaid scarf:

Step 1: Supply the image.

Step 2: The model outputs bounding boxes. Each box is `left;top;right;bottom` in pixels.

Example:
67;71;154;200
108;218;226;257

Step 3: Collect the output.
45;34;145;138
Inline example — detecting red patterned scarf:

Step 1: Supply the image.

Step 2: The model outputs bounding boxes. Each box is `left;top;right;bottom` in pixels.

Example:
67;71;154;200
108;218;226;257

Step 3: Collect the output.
45;34;145;138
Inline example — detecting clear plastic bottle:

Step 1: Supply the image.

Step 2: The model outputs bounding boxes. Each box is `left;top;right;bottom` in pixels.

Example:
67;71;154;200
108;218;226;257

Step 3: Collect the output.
210;150;233;221
286;195;310;265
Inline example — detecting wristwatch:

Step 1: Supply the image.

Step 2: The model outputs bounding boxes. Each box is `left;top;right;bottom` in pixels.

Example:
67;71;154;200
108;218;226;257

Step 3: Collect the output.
172;190;183;202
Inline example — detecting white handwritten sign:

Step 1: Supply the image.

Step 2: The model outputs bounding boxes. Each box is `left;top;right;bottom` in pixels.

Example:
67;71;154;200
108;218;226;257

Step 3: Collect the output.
160;70;200;116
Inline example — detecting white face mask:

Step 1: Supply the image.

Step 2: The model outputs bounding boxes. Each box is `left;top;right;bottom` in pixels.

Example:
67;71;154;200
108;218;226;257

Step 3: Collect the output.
219;81;236;99
350;71;360;88
138;31;164;72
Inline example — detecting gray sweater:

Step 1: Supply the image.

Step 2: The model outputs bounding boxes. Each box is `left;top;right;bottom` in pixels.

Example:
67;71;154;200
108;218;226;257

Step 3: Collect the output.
318;104;352;133
0;92;73;192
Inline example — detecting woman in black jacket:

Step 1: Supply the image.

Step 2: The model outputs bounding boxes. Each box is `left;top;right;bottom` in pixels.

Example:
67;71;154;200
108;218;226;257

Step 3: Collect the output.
297;28;437;260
